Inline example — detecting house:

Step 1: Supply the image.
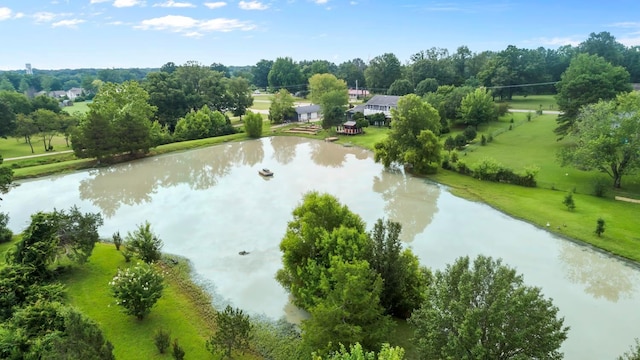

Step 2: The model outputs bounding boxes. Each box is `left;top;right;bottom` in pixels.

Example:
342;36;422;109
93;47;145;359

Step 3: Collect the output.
632;83;640;91
66;87;83;100
294;104;321;122
363;95;400;118
348;88;370;100
346;104;365;120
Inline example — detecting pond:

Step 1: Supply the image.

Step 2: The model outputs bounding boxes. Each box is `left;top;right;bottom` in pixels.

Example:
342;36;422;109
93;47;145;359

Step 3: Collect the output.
3;137;640;359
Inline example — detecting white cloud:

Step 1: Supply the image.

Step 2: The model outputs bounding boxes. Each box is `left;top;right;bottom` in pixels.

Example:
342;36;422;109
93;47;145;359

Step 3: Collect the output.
52;18;86;28
153;0;195;8
531;37;581;47
107;20;124;25
136;14;255;34
314;0;328;4
113;0;144;7
204;1;226;9
90;0;110;3
33;12;57;22
15;12;24;18
200;18;255;31
349;1;357;5
609;22;640;29
619;36;640;47
0;7;12;21
238;1;268;10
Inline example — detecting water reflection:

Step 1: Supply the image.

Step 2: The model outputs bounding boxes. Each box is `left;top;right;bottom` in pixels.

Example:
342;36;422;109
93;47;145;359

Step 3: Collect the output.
560;242;634;302
372;167;440;242
270;136;298;164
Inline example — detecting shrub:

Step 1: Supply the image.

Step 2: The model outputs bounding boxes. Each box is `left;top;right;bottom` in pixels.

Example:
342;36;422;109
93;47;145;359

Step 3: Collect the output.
473;158;503;181
455;160;471;175
488;134;494;142
444;136;456;153
110;263;164;320
112;231;122;251
595;218;606;237
243;111;263;138
563;192;576;211
454;134;467;149
450;150;459;164
154;329;171;354
125;221;163;264
0;212;13;243
463;126;477;142
207;305;253;359
172;339;185;360
496;102;509;117
592;177;609;197
480;134;487;146
509;124;513;130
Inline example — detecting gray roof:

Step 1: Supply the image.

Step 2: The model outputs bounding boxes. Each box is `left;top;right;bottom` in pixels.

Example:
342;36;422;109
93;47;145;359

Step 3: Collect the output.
343;121;357;126
633;83;640;91
295;104;321;114
365;95;400;106
347;104;365;113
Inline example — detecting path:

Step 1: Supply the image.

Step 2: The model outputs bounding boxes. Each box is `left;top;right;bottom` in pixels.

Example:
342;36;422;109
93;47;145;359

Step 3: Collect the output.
5;150;73;161
509;109;562;115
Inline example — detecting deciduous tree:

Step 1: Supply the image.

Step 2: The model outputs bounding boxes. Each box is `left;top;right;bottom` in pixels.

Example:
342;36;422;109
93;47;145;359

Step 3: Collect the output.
268;89;295;124
227;77;254;119
558;92;640;188
365;53;402;91
243;111;263;138
410;255;568;360
460;87;496;129
268;57;303;91
555;54;631;137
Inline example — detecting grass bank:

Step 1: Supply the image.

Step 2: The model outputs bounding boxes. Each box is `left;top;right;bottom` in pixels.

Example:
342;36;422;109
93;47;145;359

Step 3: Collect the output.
499;94;558;111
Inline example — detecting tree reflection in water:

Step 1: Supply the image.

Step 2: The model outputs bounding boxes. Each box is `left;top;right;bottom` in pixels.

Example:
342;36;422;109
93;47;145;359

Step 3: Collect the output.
372;167;440;243
560;242;634;302
270;136;299;165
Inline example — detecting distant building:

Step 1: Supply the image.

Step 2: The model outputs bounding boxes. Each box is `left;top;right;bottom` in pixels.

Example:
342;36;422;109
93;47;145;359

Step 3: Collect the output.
348;88;370;100
363;95;400;118
632;83;640;91
294;104;321;122
25;63;33;75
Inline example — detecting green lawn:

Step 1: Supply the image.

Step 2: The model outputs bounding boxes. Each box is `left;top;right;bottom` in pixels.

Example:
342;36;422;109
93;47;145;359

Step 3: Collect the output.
61;101;91;115
249;101;271;111
1;135;71;159
499;94;557;111
459;114;640;196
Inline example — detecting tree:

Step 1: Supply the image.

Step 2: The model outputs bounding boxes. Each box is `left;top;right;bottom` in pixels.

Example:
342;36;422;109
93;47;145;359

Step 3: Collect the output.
268;89;295;124
374;94;441;171
0;100;17;139
444;135;456;153
268;57;303;91
410;255;569;360
73;81;156;159
617;339;640;360
365;53;402;91
387;79;413;96
32;108;60;151
207;305;252;359
460;87;496;129
252;59;273;89
31;95;61;113
563;192;576;211
110;262;164;320
174;106;215;141
555;54;631;137
320;90;348;129
309;73;347;105
276;191;368;310
402;130;442;174
0;90;32;115
595;218;606;237
243;111;263;138
301;259;393;355
227;77;254;119
14;114;37;153
415;78;438;96
462;125;477;142
53;206;104;264
0;302;115;360
558;92;640;188
336;58;367;88
124;221;163;263
144;71;188;131
579;31;626;66
367;219;428;318
313;343;405;360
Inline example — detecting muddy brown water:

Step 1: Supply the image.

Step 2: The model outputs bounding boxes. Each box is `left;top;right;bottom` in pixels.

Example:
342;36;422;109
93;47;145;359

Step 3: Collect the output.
3;137;639;359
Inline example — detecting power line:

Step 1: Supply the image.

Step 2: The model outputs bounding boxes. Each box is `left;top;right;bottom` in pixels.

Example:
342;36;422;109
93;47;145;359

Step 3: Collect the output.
486;81;558;90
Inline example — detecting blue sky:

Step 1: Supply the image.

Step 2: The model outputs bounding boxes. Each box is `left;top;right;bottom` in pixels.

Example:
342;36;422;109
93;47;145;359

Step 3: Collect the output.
1;0;639;70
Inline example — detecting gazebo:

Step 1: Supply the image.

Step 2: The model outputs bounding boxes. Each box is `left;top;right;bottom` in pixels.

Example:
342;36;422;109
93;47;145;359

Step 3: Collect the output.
336;121;363;135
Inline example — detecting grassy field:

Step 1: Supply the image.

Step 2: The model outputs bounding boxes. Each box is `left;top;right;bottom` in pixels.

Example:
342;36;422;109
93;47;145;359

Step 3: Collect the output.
499;94;558;111
460;113;640;196
61;101;91;115
1;135;72;159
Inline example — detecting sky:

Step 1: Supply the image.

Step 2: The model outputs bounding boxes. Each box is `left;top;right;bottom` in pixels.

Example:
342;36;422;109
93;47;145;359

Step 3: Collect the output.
1;0;639;70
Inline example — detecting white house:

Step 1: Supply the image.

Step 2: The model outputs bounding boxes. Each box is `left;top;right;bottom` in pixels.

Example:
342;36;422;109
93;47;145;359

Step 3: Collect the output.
363;95;400;118
294;104;321;122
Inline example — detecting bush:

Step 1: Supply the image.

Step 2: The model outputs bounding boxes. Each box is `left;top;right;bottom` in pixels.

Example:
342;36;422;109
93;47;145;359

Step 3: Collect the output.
110;263;164;320
595;218;606;237
463;126;477;142
125;221;163;264
0;212;13;243
563;192;576;211
592;177;609;197
488;134;494;142
480;134;487;145
154;329;171;354
244;111;263;138
473;158;503;181
496;102;510;117
172;339;185;360
112;231;122;251
450;150;459;164
454;134;467;149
